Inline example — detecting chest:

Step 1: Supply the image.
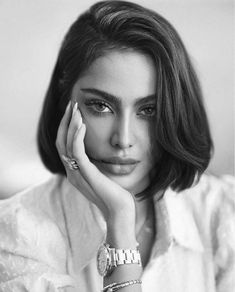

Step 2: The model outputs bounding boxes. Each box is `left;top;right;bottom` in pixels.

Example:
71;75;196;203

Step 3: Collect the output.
137;215;156;269
138;232;155;269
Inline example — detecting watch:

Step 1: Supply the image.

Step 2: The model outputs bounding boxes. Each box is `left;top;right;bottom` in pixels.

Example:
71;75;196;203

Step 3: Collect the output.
97;243;142;277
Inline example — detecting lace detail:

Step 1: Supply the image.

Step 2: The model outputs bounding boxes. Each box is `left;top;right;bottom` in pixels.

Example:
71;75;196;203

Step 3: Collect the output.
211;176;235;291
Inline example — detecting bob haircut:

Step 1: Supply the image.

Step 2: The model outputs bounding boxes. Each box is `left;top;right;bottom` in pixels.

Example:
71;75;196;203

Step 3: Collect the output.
37;0;213;200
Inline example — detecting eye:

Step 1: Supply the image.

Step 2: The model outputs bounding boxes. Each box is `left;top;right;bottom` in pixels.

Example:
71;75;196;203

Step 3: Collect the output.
139;105;156;117
92;102;111;113
85;100;113;113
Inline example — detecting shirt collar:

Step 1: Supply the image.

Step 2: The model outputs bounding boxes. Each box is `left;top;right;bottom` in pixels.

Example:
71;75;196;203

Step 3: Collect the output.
61;176;204;273
153;187;204;254
89;185;205;256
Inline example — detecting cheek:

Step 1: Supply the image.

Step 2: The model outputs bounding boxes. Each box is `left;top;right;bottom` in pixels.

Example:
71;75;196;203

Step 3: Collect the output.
138;122;152;150
83;118;112;155
141;122;159;160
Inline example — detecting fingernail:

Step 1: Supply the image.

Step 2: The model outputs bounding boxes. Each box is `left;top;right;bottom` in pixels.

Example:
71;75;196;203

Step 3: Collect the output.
65;100;71;112
72;102;78;115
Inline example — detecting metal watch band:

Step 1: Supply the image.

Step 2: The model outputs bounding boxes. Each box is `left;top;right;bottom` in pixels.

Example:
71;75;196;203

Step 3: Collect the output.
109;247;142;266
97;243;142;277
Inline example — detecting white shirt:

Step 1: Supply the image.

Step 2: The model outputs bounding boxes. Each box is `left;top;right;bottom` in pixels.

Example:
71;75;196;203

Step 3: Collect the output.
0;173;234;291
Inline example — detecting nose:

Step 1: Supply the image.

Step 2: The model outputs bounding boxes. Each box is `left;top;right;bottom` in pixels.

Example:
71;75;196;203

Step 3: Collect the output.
110;114;135;149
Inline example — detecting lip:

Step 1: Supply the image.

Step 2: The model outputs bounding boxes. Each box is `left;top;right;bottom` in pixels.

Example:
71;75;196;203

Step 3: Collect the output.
100;157;140;165
90;156;140;175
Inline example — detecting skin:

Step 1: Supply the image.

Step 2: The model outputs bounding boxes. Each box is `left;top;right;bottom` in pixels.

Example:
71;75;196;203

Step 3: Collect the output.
71;50;157;195
56;49;158;242
56;51;159;289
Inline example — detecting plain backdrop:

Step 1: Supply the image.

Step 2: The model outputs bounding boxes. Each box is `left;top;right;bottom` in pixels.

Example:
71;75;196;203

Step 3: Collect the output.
0;0;234;197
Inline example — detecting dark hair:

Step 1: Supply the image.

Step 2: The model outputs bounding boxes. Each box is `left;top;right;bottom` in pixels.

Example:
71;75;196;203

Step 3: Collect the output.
37;0;213;200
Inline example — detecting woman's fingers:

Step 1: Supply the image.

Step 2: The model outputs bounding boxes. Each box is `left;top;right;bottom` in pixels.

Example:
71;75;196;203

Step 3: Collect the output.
56;100;72;155
57;101;134;218
72;122;87;163
56;101;114;215
67;103;83;157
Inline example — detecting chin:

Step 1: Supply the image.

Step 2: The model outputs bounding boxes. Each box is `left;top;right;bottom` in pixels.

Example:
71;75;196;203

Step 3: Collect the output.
89;156;151;194
104;172;149;195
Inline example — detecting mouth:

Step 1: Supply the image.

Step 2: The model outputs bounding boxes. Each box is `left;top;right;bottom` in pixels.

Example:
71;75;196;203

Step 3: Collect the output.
90;156;140;175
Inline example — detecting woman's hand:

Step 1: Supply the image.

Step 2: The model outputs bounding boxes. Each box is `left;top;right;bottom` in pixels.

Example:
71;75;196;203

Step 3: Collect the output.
56;101;136;225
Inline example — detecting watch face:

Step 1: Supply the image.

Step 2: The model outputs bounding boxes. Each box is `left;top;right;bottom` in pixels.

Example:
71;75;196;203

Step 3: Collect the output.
97;245;108;276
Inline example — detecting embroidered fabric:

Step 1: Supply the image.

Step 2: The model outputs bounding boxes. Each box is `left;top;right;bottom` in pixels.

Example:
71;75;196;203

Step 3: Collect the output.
0;174;234;292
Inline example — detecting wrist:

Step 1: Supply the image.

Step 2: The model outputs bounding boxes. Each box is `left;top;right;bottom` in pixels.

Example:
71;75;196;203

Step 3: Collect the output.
106;215;137;249
107;203;135;224
97;243;142;277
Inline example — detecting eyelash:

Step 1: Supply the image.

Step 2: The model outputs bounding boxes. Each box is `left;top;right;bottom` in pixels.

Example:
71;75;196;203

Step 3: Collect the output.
85;100;113;115
84;99;155;117
138;106;156;117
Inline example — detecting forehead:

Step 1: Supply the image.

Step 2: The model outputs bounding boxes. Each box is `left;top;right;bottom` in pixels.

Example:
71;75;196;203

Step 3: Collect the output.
72;50;156;104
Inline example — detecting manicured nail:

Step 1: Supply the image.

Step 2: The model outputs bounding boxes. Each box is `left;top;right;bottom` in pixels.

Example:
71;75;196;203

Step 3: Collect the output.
65;100;71;112
72;102;78;115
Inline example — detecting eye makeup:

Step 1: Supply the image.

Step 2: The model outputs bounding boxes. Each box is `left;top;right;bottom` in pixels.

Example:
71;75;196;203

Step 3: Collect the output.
80;87;156;107
84;98;113;116
79;88;156;119
138;105;156;117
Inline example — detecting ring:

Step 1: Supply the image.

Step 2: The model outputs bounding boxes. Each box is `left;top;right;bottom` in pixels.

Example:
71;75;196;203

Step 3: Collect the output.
69;159;79;170
62;155;79;170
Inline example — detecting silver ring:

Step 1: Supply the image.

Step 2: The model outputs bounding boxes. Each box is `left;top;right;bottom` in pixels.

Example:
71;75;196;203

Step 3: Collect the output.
69;159;79;170
62;155;79;170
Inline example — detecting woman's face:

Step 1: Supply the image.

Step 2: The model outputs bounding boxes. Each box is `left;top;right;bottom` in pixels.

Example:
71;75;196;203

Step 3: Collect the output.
71;50;157;194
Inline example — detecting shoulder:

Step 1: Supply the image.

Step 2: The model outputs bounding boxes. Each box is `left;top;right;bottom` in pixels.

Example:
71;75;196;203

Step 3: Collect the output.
158;174;235;291
181;174;235;282
0;175;103;290
0;176;78;289
0;174;105;266
163;173;235;251
0;174;63;229
0;175;68;268
190;174;235;290
178;173;235;238
184;173;235;221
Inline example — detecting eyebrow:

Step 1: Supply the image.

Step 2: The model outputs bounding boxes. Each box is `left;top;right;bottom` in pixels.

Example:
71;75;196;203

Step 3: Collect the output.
80;88;156;106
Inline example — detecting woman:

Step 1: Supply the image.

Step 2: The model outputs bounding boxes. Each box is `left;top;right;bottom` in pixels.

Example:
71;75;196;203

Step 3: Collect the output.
0;1;234;291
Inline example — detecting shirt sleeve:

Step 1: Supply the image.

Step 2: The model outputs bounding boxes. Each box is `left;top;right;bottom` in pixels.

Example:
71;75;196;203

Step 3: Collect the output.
212;176;235;292
0;198;76;292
